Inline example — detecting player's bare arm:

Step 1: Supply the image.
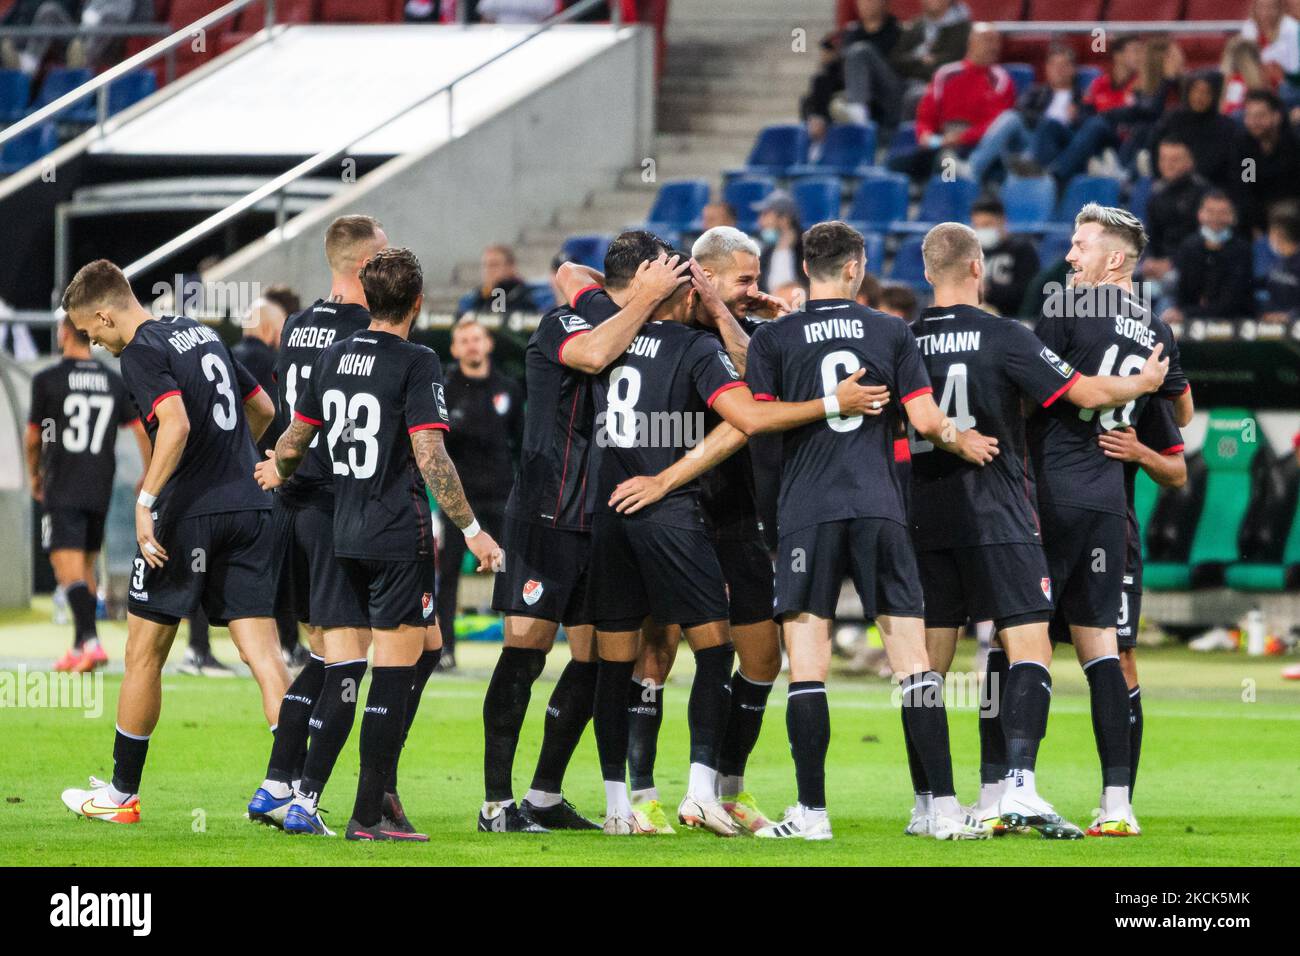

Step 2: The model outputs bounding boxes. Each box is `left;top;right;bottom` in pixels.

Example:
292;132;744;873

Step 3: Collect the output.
1098;428;1187;488
244;386;276;442
1064;342;1169;410
609;420;750;515
559;254;691;374
1172;387;1194;428
710;371;889;436
130;420;153;497
23;421;42;503
411;428;502;572
903;391;999;466
554;261;605;301
135;395;191;568
269;418;318;484
689;261;751;376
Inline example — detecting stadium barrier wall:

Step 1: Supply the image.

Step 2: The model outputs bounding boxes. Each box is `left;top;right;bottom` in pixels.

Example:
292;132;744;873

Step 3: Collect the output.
0;355;34;609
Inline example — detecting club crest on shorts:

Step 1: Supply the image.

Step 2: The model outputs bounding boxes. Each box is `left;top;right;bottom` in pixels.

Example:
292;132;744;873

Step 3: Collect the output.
1040;577;1052;600
522;579;544;606
421;592;434;619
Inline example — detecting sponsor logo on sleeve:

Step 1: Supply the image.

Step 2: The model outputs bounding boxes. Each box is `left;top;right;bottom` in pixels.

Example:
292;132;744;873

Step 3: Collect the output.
1040;347;1075;379
559;314;592;334
717;351;740;380
433;383;448;419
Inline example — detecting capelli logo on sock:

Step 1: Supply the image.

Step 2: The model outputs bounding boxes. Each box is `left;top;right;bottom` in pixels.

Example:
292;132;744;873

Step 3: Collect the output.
49;886;151;936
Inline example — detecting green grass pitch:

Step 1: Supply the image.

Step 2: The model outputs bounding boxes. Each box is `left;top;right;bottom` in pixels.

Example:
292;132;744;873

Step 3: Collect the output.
2;600;1298;866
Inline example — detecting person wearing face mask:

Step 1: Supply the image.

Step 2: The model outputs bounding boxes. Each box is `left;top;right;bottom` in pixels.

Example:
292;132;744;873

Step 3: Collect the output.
1163;191;1255;323
969;197;1039;316
754;191;806;295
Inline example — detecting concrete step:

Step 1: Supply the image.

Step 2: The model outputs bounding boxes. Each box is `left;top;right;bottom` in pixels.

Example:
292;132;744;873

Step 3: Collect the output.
659;108;793;136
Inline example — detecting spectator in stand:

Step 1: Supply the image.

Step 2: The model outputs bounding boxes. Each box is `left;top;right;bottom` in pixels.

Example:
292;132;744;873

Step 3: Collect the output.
1143;138;1211;284
1;0;78;76
1113;37;1184;175
701;201;737;231
1232;90;1300;234
878;282;920;323
970;196;1039;316
856;271;884;308
262;283;301;321
1221;37;1272;117
892;23;1014;181
1163;191;1256;322
1241;0;1300;105
1152;72;1239;187
801;0;904;135
890;0;971;93
963;43;1082;183
755;191;806;294
457;243;541;316
1262;208;1300;320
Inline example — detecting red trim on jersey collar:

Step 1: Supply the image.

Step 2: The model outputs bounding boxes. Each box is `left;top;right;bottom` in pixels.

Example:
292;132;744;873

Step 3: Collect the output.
753;392;777;402
242;384;263;403
557;329;590;367
1160;443;1185;456
706;380;747;408
570;284;602;309
146;389;182;422
900;386;933;405
293;410;323;427
409;422;450;434
1042;372;1081;408
893;437;911;463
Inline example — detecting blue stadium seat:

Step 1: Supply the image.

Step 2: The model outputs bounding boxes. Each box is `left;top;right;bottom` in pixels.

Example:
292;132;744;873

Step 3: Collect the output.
1253;235;1278;282
527;281;557;313
862;231;886;274
1002;174;1057;229
1038;232;1071;266
645;178;711;233
792;176;842;226
107;71;158;116
886;122;917;166
0;69;31;125
1129;176;1153;225
1074;65;1102;97
1055;174;1121;221
893;176;979;233
32;67;94;122
788;123;878;178
726;123;809;179
560;234;613;271
889;235;928;287
0;122;58;174
1003;62;1035;96
845;171;909;232
724;175;775;231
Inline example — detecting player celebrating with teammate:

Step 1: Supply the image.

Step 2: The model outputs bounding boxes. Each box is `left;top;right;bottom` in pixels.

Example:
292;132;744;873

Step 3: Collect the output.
59;260;289;824
274;248;501;841
28;317;150;674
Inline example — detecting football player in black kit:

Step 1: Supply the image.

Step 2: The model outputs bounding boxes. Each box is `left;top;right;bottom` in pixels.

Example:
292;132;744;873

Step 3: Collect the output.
28;317;150;674
479;234;691;833
275;248;502;842
909;223;1170;839
579;239;890;836
1029;203;1189;837
245;215;388;830
58;260;288;824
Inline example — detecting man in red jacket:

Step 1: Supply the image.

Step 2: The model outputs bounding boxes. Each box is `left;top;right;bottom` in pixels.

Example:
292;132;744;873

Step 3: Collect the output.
892;24;1015;180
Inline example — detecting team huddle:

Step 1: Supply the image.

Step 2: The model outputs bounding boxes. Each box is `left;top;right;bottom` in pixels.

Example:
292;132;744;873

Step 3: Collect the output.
49;200;1189;842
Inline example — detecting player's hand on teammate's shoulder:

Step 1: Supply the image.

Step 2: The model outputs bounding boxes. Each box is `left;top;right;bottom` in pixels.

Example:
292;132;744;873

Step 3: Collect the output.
632;252;691;302
609;474;667;515
1098;427;1141;462
834;368;892;417
952;426;1000;467
254;450;283;490
745;290;792;319
135;504;168;568
1138;342;1169;392
466;527;505;573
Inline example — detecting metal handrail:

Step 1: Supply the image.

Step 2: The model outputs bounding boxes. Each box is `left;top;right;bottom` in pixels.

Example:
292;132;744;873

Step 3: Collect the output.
120;0;622;284
0;0;275;149
0;24;171;39
990;20;1243;33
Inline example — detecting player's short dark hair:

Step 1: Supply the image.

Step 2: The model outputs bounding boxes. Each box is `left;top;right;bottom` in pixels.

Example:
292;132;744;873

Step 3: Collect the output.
263;284;301;318
360;247;423;324
325;215;384;273
603;230;673;290
880;282;919;322
802;221;865;280
1200;189;1234;209
1244;89;1284;114
1157;135;1191;154
61;259;132;314
61;316;89;344
1270;211;1300;244
971;196;1006;218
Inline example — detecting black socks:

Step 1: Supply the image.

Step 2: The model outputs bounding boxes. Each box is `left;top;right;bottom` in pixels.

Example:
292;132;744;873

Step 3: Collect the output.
978;646;1009;785
1129;685;1143;796
266;654;325;784
687;643;735;769
481;647;546;802
111;727;149;796
899;671;955;799
352;665;413;827
298;659;367;804
786;681;829;810
1002;660;1052;773
718;670;773;779
530;658;597;794
65;581;97;649
389;647;442;793
594;658;636;782
1083;655;1133;789
627;678;663;793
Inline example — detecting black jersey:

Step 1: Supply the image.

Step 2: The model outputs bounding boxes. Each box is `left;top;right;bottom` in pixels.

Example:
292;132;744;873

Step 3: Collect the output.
119;316;269;522
746;299;932;536
908;305;1082;550
273;300;371;511
1030;284;1188;518
588;320;745;530
443;365;523;509
294;329;450;561
27;357;137;514
231;336;281;454
1123;397;1185;588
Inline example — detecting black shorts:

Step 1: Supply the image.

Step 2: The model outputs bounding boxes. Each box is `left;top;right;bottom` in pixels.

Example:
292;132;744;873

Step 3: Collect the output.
491;515;592;627
1041;504;1127;631
128;509;275;627
317;557;436;630
271;498;350;628
775;517;924;621
917;543;1054;632
715;534;776;627
588;514;729;632
41;506;106;553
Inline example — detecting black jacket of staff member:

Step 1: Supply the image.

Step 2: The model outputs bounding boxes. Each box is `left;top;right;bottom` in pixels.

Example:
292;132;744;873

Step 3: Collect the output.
437;318;524;666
